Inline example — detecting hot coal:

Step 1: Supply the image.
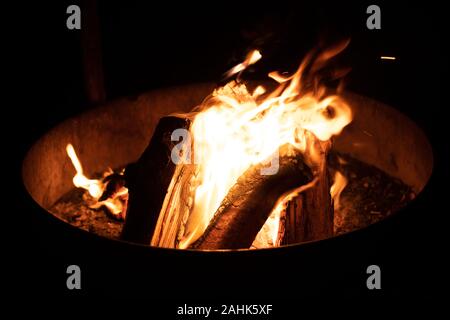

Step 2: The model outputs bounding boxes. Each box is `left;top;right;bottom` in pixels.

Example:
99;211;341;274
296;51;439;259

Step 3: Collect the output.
328;152;415;235
51;188;122;239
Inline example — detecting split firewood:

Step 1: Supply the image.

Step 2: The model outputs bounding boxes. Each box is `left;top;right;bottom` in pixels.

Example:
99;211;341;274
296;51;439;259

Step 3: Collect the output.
281;133;334;244
121;116;191;244
151;163;198;248
190;144;314;250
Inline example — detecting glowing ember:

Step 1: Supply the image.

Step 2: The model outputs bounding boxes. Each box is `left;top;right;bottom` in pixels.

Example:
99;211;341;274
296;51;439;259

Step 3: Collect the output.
66;144;128;218
177;45;353;248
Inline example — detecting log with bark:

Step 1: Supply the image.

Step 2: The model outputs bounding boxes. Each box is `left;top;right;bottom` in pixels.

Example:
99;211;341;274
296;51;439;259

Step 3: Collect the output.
190;144;314;250
121;116;191;244
281;135;334;244
122;115;334;249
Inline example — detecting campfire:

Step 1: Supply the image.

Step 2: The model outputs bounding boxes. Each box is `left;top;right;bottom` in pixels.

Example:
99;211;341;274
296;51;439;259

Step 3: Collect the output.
22;43;433;252
67;43;353;250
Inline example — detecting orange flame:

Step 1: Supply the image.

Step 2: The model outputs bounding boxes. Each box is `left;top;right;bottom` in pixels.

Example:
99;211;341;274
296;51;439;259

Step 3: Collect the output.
66;144;104;198
66;144;128;218
224;49;262;78
177;47;352;248
330;170;347;210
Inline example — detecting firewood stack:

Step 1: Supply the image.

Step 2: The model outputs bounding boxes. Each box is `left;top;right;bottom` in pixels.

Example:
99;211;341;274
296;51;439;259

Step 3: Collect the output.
121;115;334;249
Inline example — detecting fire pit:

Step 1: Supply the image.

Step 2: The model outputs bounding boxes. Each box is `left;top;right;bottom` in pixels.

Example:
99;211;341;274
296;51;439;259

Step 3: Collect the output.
22;76;432;251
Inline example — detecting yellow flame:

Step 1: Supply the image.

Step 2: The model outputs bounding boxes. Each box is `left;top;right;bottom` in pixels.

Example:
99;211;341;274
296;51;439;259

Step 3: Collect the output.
224;49;262;78
178;49;352;248
66;144;103;199
66;143;127;217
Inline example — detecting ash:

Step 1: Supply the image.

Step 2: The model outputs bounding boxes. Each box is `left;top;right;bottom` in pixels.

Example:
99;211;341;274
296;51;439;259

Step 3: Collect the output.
329;152;414;235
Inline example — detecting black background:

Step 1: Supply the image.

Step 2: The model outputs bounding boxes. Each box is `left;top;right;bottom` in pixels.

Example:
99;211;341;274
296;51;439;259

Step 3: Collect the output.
8;0;448;308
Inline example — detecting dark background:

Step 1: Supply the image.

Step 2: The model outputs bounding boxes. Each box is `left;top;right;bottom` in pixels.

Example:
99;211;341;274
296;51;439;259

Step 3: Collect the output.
8;0;447;307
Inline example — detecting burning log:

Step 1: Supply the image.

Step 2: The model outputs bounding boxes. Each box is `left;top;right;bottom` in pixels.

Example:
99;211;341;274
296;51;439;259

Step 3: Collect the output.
281;137;334;244
121;116;191;244
122;117;334;249
151;163;198;248
190;144;314;250
121;45;351;249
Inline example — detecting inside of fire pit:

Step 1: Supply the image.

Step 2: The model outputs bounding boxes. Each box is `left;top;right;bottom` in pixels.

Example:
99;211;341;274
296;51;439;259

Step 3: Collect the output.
48;151;415;243
22;84;433;250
